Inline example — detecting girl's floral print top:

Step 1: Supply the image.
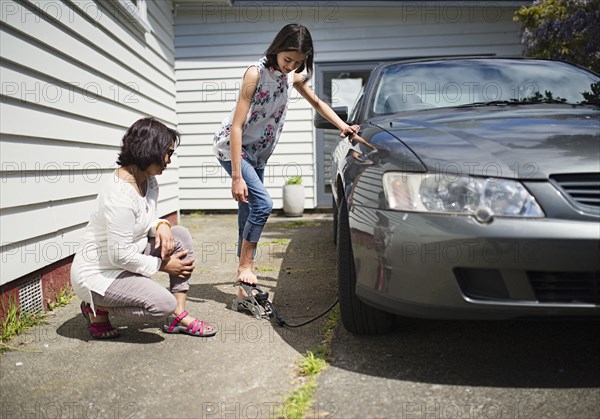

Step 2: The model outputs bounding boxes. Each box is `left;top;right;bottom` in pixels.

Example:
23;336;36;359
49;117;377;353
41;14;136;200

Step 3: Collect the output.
213;57;292;169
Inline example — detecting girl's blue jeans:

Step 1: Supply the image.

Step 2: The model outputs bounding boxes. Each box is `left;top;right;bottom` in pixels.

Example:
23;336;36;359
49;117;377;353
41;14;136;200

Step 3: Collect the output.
219;160;273;256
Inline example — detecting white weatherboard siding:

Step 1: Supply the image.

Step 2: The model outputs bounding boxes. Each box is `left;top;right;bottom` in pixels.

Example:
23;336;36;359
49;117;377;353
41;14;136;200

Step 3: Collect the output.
0;0;177;284
174;4;525;210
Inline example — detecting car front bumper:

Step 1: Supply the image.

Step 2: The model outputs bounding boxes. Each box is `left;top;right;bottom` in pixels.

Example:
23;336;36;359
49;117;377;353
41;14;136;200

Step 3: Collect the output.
349;206;600;319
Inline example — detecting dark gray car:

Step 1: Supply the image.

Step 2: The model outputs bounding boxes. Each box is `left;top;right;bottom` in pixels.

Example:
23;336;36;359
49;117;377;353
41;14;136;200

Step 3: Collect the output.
316;57;600;334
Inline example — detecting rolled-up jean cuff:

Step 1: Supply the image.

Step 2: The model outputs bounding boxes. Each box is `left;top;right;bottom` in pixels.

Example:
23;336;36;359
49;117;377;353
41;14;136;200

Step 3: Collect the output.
243;222;264;243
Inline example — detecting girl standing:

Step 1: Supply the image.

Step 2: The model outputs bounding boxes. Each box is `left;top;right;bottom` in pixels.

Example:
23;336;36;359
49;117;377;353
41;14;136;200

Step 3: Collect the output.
213;24;359;297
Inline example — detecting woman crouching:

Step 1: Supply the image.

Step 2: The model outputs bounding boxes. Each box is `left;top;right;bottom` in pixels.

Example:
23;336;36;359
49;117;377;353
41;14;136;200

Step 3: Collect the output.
70;117;216;339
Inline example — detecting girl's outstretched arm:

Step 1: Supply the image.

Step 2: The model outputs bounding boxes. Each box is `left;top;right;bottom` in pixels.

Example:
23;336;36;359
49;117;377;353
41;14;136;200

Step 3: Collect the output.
293;73;360;139
229;66;260;204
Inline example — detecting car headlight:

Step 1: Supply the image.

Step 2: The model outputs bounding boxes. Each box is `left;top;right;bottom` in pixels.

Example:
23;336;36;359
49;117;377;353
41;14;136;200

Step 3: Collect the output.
382;173;545;223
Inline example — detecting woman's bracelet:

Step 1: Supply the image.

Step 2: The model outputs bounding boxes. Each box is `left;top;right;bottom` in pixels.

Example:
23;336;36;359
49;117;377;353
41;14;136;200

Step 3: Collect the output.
156;220;171;230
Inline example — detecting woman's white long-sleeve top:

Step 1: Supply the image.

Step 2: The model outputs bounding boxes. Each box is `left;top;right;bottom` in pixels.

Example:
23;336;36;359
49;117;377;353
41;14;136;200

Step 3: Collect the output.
70;171;167;305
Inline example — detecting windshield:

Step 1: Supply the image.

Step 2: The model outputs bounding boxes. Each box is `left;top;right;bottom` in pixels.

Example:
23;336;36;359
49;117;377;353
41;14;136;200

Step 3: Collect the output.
372;59;600;115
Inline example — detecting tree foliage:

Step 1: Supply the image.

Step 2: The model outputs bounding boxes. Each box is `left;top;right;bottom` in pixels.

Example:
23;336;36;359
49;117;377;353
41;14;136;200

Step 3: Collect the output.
514;0;600;74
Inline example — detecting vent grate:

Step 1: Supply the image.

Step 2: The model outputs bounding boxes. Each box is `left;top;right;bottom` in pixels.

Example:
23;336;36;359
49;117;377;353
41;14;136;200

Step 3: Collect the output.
529;271;600;304
19;276;43;314
551;173;600;210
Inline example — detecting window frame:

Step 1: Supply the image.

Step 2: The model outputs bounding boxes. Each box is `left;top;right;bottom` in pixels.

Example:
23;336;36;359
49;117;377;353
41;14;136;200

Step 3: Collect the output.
109;0;151;33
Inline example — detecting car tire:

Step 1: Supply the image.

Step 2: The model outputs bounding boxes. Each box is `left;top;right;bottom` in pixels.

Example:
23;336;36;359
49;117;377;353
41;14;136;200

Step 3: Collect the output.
337;197;395;335
332;196;338;245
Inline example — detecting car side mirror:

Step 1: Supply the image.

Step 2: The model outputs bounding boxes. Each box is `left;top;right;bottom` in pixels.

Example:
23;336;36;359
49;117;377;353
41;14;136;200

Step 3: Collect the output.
314;106;348;129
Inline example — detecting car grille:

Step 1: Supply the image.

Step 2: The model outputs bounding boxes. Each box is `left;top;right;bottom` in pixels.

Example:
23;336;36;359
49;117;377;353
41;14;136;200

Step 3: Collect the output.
551;173;600;209
528;271;600;304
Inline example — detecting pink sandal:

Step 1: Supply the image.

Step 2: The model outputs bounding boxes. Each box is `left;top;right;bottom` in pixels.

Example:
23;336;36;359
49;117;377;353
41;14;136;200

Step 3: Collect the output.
163;310;217;337
80;302;120;339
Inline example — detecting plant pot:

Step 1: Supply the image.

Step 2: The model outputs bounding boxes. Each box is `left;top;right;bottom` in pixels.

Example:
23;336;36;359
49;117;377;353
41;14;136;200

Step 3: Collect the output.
282;184;305;217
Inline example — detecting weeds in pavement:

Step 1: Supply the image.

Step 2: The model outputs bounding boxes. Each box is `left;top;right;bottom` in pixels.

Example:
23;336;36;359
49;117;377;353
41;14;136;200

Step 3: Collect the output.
255;265;278;273
260;238;291;247
48;285;75;311
1;296;46;352
278;378;317;419
275;305;340;418
313;305;339;359
1;284;75;352
280;221;323;228
298;351;327;376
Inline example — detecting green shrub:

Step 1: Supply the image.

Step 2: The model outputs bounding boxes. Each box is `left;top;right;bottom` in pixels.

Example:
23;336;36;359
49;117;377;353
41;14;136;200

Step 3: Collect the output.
514;0;600;73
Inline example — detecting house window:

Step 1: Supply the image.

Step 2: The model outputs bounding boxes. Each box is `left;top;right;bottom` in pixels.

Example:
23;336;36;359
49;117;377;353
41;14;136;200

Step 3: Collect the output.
110;0;150;33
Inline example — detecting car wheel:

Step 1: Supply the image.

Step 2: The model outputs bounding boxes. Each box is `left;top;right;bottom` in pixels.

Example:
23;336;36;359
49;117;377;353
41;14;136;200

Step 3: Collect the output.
337;197;395;335
332;196;338;245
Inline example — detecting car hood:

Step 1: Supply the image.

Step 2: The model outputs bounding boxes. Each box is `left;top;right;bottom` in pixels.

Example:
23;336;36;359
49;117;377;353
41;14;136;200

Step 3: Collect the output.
376;106;600;179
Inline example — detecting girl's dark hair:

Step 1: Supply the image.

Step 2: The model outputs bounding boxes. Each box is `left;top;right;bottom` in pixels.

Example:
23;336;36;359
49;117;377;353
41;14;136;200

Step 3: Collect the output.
117;117;180;170
264;23;314;84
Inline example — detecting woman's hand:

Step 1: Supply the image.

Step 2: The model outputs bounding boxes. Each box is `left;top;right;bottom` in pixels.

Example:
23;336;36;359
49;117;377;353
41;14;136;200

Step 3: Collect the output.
231;177;248;204
340;124;361;139
160;250;195;278
155;224;174;259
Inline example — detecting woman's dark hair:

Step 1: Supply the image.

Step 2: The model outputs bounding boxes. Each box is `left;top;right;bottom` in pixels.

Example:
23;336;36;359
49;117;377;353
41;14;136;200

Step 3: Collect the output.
264;23;314;84
117;117;180;170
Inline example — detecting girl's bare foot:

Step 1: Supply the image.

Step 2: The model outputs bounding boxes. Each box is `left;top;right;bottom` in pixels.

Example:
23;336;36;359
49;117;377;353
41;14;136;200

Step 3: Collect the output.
237;267;258;299
237;239;257;285
237;269;257;299
237;268;257;284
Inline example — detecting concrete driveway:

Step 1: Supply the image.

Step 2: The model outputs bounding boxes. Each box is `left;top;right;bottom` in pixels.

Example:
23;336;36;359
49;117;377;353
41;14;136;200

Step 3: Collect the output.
1;213;599;418
0;213;338;418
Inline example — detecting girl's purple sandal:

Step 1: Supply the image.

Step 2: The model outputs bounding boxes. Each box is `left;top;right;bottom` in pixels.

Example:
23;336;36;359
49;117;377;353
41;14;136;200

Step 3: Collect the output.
80;302;120;339
163;310;216;337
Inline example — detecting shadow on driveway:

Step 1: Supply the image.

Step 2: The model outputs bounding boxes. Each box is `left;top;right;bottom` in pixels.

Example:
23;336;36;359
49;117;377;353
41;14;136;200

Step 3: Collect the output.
56;312;167;344
329;316;600;388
